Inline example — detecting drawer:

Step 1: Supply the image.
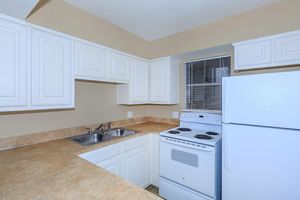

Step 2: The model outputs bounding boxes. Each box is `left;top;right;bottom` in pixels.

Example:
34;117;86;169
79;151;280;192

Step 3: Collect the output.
79;143;121;164
123;135;150;152
159;177;213;200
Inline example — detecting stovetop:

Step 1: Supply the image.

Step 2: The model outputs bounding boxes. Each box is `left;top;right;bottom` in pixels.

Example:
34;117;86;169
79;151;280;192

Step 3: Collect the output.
160;127;221;146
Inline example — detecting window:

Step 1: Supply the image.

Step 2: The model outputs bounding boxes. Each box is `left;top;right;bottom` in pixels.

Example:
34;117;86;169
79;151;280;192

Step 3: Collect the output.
185;56;230;111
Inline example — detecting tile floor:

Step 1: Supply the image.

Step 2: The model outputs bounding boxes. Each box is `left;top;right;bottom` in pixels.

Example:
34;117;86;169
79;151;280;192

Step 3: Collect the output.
145;184;159;196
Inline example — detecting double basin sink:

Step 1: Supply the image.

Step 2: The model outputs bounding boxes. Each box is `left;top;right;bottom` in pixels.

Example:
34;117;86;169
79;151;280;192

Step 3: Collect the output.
71;128;137;146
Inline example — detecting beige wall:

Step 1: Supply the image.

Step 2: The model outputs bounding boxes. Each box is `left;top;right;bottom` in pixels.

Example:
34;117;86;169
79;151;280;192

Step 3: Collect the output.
1;0;300;139
145;0;300;118
27;0;150;58
0;81;147;139
148;0;300;58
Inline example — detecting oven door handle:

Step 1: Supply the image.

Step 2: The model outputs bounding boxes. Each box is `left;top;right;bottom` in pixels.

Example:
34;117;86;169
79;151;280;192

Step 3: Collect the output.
160;137;215;153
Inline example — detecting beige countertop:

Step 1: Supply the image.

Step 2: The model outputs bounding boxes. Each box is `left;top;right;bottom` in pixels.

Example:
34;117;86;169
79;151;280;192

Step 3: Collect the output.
0;122;176;200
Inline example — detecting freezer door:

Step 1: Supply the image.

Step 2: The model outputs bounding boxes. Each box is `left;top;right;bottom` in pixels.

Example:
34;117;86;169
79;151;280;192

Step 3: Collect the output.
222;124;300;200
222;71;300;130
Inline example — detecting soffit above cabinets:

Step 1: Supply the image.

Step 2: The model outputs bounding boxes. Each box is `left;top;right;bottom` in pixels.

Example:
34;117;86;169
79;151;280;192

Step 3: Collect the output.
0;0;40;19
64;0;279;41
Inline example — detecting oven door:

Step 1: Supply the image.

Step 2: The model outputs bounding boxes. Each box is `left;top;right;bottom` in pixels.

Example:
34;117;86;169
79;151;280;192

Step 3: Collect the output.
160;136;216;198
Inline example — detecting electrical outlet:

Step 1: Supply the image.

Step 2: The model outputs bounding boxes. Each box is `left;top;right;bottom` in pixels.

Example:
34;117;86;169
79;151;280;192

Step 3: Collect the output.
127;111;133;118
172;111;179;119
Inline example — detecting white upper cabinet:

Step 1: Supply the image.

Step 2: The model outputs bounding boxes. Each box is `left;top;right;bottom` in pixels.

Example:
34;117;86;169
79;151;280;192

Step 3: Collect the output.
149;57;179;104
118;56;180;105
74;40;107;81
274;32;300;65
107;50;130;83
31;29;74;108
117;58;149;104
234;39;272;70
150;59;168;102
0;14;181;111
234;30;300;70
131;59;149;102
0;18;29;111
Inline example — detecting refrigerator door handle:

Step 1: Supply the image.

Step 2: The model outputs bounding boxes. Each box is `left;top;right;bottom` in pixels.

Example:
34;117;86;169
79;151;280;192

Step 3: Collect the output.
222;78;230;123
223;126;230;169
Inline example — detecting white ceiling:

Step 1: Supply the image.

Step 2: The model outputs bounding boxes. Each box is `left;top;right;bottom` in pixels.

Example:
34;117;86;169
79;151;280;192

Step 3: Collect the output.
65;0;280;41
0;0;39;19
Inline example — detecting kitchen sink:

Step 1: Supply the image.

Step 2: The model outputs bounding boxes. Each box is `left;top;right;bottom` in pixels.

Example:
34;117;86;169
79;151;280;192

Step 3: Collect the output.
71;128;137;146
72;133;111;146
107;128;136;137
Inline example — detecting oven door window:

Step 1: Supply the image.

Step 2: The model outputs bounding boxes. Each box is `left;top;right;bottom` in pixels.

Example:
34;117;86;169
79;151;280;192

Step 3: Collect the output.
171;149;198;167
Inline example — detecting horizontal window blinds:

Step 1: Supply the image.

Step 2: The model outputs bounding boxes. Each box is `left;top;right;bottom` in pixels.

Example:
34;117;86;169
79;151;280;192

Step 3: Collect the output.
186;56;230;110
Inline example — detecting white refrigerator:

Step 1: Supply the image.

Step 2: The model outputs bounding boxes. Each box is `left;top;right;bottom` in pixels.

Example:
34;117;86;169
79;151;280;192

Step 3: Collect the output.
222;71;300;200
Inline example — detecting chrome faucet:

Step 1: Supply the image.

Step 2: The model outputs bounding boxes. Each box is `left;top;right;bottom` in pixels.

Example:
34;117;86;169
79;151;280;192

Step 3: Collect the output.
107;122;112;131
94;122;112;134
95;123;104;132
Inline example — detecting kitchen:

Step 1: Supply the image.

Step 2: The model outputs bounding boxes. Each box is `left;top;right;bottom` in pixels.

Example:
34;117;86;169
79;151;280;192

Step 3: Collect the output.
1;0;300;200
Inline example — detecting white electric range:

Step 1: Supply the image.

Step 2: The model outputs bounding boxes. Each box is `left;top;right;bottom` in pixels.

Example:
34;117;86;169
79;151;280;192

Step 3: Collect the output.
159;112;222;200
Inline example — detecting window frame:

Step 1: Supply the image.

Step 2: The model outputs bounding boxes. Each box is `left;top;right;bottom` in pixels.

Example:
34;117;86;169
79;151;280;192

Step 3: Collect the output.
184;55;231;112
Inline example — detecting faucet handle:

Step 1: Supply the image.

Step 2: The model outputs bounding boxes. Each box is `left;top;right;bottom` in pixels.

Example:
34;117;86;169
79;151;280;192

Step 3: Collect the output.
95;123;104;131
107;122;112;130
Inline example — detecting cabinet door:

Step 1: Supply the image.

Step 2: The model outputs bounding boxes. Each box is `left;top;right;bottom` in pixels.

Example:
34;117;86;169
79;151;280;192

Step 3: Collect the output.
130;59;149;102
74;41;107;80
107;51;129;82
96;155;122;176
150;134;160;186
150;60;169;102
31;29;74;108
0;18;28;110
234;39;272;70
274;32;300;65
122;145;150;188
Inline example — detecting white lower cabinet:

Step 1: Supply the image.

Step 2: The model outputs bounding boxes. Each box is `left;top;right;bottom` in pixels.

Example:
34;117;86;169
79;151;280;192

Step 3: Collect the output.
79;134;158;188
122;145;150;187
150;134;160;186
96;155;122;176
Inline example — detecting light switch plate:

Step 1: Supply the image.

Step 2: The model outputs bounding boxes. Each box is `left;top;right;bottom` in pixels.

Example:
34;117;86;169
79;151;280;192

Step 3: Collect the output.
127;111;133;118
172;111;179;119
